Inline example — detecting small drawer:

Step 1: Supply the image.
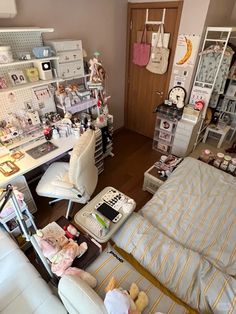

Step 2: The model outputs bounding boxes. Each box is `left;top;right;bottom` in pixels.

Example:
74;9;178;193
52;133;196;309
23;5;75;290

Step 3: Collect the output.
58;50;83;64
153;140;172;154
143;174;164;194
58;60;84;79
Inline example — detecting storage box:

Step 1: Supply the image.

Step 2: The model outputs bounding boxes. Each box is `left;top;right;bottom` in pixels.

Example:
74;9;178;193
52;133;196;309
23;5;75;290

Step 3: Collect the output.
143;165;166;194
58;60;84;79
45;39;82;52
58;49;83;64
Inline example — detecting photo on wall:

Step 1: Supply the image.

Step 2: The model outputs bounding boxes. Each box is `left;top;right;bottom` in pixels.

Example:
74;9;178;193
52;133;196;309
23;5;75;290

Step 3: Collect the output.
8;70;27;86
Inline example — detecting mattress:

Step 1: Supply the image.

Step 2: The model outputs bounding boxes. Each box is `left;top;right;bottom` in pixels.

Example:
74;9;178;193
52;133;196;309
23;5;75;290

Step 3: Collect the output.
113;157;236;313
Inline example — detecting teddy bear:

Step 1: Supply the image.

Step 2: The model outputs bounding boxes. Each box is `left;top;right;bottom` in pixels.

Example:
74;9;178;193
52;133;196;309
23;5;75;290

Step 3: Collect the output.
104;277;149;314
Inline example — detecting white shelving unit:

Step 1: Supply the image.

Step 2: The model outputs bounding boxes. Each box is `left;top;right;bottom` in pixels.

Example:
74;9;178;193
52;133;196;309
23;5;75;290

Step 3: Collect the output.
0;27;58;119
189;27;236;149
153;114;177;154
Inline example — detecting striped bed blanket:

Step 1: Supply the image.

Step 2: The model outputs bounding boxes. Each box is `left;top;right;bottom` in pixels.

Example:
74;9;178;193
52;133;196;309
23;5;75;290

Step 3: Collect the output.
113;157;236;313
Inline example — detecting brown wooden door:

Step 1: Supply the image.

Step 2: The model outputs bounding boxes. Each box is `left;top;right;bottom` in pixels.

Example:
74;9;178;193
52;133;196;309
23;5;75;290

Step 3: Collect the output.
125;2;183;138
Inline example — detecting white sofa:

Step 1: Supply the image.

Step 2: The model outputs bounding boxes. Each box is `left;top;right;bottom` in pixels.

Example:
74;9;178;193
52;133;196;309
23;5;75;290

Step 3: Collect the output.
0;227;188;314
0;228;67;314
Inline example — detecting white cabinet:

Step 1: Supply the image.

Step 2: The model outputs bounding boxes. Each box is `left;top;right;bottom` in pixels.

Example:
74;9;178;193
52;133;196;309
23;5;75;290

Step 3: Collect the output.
172;119;201;157
0;175;37;214
46;39;85;80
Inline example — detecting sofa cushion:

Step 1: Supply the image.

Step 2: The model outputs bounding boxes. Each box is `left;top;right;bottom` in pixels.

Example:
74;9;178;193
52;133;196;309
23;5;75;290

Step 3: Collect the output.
86;244;188;314
0;228;67;314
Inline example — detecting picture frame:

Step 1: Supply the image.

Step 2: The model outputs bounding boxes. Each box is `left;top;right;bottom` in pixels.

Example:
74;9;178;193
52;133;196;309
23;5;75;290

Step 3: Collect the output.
159;131;172;143
8;70;27;86
160;119;173;132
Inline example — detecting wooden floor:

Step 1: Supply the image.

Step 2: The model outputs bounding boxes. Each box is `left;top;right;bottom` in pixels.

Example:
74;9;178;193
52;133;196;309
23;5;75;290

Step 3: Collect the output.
32;128;161;228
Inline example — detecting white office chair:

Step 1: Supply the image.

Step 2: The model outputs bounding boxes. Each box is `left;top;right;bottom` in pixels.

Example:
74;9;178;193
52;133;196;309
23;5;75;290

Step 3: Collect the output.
36;129;98;219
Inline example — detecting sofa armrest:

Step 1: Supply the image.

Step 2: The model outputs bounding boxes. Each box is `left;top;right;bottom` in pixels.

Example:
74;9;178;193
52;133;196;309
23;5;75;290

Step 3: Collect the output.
58;275;107;314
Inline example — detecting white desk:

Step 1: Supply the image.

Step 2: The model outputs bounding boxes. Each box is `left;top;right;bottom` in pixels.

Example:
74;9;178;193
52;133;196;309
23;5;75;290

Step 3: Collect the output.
0;135;77;187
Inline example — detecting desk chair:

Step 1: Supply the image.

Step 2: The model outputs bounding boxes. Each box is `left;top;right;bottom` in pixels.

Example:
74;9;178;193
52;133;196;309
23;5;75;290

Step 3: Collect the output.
36;129;98;219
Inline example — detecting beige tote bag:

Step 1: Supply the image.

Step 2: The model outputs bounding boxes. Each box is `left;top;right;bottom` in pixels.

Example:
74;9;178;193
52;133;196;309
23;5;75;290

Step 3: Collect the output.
146;24;170;75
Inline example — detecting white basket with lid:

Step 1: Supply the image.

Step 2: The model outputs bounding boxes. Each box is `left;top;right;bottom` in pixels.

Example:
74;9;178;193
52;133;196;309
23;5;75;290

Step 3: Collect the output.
0;46;13;63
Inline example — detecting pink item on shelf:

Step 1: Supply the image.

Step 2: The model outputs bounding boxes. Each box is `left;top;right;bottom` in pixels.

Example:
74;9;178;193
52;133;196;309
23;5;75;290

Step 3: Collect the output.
0;189;24;218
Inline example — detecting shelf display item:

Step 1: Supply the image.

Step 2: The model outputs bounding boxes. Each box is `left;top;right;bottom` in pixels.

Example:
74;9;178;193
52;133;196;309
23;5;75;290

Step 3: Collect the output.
213;152;224;168
0;46;13;64
220;155;231;171
33;60;53;80
168;85;186;106
160;119;174;132
8;70;27;85
228;158;236;173
159;130;171;142
157;141;169;152
89;53;106;84
25;67;39;82
199;149;213;163
32;46;53;59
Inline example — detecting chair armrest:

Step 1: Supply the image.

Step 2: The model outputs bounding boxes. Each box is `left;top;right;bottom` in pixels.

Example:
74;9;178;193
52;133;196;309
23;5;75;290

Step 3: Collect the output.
58;275;107;314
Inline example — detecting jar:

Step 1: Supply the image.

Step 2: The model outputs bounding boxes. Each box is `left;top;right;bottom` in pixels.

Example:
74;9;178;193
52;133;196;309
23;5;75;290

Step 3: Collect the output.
228;158;236;174
213;152;224;168
0;46;13;64
200;149;212;163
220;155;232;171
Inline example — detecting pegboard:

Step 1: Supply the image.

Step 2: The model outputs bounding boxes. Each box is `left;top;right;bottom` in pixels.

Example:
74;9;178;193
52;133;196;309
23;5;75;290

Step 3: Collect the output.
0;31;43;60
0;30;56;121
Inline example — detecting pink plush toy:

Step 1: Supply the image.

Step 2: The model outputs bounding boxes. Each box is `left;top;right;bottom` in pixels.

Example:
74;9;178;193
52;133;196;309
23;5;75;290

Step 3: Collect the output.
35;229;97;288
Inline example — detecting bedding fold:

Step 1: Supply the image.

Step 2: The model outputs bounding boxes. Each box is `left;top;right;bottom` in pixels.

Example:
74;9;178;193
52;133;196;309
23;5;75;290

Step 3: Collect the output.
113;213;236;313
141;157;236;276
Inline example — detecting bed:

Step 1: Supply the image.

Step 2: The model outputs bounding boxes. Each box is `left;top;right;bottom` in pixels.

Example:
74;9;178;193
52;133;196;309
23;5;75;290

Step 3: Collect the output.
113;157;236;313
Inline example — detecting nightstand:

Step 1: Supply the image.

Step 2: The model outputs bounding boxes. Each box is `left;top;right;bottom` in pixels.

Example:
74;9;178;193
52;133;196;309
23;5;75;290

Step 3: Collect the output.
143;165;167;194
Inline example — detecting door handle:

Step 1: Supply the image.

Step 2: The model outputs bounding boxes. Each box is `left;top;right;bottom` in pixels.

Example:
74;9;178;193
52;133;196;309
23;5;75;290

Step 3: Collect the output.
155;91;163;95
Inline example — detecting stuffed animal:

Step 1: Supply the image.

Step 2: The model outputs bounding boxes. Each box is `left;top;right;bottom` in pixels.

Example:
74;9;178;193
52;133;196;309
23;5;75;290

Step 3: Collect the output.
104;277;149;314
35;229;97;288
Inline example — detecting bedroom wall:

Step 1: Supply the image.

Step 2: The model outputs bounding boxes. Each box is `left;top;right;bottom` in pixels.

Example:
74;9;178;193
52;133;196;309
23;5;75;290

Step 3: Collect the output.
0;0;127;130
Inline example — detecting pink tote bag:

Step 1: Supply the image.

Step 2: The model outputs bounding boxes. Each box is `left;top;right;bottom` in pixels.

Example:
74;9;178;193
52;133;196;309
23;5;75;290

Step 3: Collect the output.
133;27;151;66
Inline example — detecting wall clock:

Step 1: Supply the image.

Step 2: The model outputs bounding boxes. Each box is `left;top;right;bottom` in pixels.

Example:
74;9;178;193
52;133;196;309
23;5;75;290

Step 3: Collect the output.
168;86;186;108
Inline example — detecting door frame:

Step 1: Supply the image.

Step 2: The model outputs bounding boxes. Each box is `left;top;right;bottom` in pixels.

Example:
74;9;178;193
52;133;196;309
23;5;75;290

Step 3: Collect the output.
124;1;183;128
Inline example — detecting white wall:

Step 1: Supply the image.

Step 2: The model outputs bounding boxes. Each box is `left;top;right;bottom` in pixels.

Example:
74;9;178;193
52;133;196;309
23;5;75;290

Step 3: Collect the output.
206;0;236;26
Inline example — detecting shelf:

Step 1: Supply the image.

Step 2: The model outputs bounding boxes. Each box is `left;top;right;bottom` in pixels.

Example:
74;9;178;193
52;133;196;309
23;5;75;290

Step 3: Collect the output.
0;78;61;94
60;74;90;81
0;56;59;68
56;98;97;114
0;27;54;33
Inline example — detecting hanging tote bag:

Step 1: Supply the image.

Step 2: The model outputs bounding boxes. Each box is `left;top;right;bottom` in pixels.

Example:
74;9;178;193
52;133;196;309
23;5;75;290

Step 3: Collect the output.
133;26;151;66
146;24;170;74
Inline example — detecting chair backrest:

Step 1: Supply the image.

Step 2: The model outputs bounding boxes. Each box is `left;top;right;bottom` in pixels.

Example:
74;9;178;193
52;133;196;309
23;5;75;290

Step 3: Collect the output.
68;129;98;196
